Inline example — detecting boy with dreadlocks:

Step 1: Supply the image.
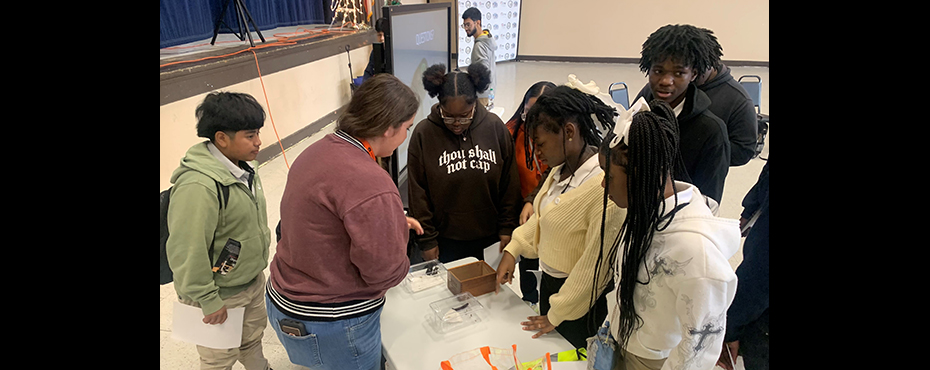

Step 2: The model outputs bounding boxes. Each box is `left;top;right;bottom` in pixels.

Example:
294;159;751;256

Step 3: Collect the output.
595;97;740;370
495;85;626;350
634;25;758;167
633;24;730;203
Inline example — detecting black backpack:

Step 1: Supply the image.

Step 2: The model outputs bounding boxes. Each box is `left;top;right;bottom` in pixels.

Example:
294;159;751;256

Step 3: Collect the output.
160;181;230;285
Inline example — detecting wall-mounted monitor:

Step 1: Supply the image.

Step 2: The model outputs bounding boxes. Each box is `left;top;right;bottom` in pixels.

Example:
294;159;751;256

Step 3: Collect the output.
383;3;453;188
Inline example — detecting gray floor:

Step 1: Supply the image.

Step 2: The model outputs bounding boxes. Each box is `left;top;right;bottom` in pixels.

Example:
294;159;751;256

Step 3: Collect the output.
159;59;769;369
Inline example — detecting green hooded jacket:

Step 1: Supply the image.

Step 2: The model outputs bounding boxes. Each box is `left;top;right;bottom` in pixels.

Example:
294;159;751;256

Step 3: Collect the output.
166;141;271;315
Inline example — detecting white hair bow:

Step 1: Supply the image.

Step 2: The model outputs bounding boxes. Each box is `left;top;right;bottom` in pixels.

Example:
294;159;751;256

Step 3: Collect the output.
565;74;600;95
609;96;651;148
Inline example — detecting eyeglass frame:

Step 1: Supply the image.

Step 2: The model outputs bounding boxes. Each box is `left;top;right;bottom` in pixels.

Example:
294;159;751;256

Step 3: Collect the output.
439;105;476;126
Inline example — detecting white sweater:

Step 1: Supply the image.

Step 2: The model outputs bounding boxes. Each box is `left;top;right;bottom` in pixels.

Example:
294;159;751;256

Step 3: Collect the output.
609;183;740;370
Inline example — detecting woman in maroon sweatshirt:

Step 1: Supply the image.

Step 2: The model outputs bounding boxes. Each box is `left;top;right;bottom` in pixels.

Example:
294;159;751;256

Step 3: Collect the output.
407;62;522;263
266;74;419;370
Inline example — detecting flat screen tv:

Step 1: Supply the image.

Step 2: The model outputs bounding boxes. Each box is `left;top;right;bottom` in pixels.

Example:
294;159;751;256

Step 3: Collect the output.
383;3;452;188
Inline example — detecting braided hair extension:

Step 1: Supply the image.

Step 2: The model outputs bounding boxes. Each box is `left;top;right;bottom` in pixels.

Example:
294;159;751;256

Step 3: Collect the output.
523;85;617;176
422;63;492;105
595;100;688;355
506;81;557;170
639;24;723;77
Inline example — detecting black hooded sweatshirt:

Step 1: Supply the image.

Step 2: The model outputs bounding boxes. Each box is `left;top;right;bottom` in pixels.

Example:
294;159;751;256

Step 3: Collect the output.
635;84;730;203
636;64;758;166
406;102;521;251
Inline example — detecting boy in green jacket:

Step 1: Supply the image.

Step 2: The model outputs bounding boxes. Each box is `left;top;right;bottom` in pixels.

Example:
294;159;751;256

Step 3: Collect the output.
166;92;273;370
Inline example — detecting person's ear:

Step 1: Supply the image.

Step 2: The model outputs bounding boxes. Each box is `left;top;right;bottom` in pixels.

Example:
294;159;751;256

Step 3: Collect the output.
214;131;231;148
564;122;576;142
383;126;396;138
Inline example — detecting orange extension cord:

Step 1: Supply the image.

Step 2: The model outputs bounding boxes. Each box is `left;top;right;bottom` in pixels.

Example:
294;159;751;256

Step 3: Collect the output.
161;27;357;170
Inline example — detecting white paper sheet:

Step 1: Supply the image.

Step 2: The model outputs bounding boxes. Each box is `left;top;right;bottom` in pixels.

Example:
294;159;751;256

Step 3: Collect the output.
172;301;245;349
483;242;503;270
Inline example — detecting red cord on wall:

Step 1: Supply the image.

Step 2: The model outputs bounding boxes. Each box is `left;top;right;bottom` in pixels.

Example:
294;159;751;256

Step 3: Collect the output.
161;28;356;170
251;49;290;170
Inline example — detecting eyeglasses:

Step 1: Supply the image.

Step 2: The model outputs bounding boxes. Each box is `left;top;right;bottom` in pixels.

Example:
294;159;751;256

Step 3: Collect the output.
440;105;476;126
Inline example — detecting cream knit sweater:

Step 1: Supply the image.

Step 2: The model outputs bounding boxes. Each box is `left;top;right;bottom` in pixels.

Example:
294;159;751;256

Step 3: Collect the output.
504;166;626;326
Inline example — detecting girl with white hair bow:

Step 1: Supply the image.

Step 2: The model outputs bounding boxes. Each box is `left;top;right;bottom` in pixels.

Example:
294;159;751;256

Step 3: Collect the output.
591;97;741;370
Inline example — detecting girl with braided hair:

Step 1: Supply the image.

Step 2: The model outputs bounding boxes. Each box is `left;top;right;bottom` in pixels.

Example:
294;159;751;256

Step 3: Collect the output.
406;63;522;263
594;97;740;370
495;85;626;350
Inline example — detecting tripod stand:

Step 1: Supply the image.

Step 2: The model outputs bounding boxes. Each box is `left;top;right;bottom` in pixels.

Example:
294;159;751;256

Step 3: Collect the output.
210;0;266;47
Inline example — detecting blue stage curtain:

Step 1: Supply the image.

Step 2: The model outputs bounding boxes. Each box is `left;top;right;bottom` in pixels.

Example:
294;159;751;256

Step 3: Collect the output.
161;0;330;49
160;0;214;48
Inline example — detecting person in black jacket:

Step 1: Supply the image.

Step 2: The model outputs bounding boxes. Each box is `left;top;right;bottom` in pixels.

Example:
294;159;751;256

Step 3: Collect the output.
718;159;769;370
634;24;730;203
407;62;521;263
363;18;386;80
634;25;758;167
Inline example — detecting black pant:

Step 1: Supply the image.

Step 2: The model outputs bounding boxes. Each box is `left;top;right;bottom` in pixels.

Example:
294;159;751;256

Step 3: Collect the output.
518;257;539;303
539;272;609;350
739;308;769;370
436;235;499;264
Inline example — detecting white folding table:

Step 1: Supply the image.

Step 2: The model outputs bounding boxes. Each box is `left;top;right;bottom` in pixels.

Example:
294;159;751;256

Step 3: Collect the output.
380;257;577;369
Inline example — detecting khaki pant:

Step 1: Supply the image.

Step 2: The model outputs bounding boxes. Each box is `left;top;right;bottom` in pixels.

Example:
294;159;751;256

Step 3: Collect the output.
614;349;667;370
179;273;270;370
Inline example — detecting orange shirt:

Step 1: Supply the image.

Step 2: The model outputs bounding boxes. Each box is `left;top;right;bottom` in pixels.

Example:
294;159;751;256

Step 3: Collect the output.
507;119;549;199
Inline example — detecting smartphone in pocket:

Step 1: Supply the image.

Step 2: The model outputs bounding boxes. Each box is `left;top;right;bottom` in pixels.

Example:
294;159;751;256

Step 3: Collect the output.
279;318;307;337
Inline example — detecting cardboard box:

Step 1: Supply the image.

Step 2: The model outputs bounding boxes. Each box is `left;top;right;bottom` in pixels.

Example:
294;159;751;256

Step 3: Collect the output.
447;260;497;297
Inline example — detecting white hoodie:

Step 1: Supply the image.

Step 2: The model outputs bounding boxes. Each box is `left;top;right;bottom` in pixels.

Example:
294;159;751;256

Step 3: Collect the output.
609;182;740;370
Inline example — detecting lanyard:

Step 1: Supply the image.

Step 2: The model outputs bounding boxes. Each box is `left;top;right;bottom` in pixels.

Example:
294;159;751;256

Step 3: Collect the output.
358;137;377;162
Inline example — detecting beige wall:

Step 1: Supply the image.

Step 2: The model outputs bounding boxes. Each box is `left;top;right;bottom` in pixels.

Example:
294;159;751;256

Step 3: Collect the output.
159;46;371;191
161;0;767;189
518;0;768;62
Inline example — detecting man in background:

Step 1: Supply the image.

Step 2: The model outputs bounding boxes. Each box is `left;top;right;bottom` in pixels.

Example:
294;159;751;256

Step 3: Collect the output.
463;7;497;109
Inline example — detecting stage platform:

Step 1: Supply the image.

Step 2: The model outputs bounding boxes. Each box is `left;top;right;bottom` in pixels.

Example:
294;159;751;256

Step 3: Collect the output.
160;24;376;106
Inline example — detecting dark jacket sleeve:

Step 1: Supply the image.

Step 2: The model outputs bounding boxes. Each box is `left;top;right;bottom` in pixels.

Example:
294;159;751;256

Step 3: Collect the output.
725;161;769;342
740;160;770;219
690;114;730;203
363;50;376;78
406;128;440;251
496;120;522;236
727;97;760;166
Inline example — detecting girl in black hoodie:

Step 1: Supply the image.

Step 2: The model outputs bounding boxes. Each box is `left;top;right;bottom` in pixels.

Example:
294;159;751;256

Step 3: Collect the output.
407;63;521;263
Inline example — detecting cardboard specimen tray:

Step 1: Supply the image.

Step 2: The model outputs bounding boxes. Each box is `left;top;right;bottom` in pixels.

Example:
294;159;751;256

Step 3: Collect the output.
447;260;497;297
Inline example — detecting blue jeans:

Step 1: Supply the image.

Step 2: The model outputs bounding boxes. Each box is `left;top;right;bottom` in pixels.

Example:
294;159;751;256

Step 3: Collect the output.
265;295;384;370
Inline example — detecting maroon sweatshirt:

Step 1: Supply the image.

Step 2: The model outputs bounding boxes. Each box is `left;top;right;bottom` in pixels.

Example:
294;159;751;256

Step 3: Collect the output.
268;132;409;319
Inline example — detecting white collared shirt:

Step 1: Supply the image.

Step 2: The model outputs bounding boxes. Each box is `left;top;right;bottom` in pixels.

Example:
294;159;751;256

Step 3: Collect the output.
538;154;603;278
541;154;602;213
672;97;686;118
207;142;255;195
